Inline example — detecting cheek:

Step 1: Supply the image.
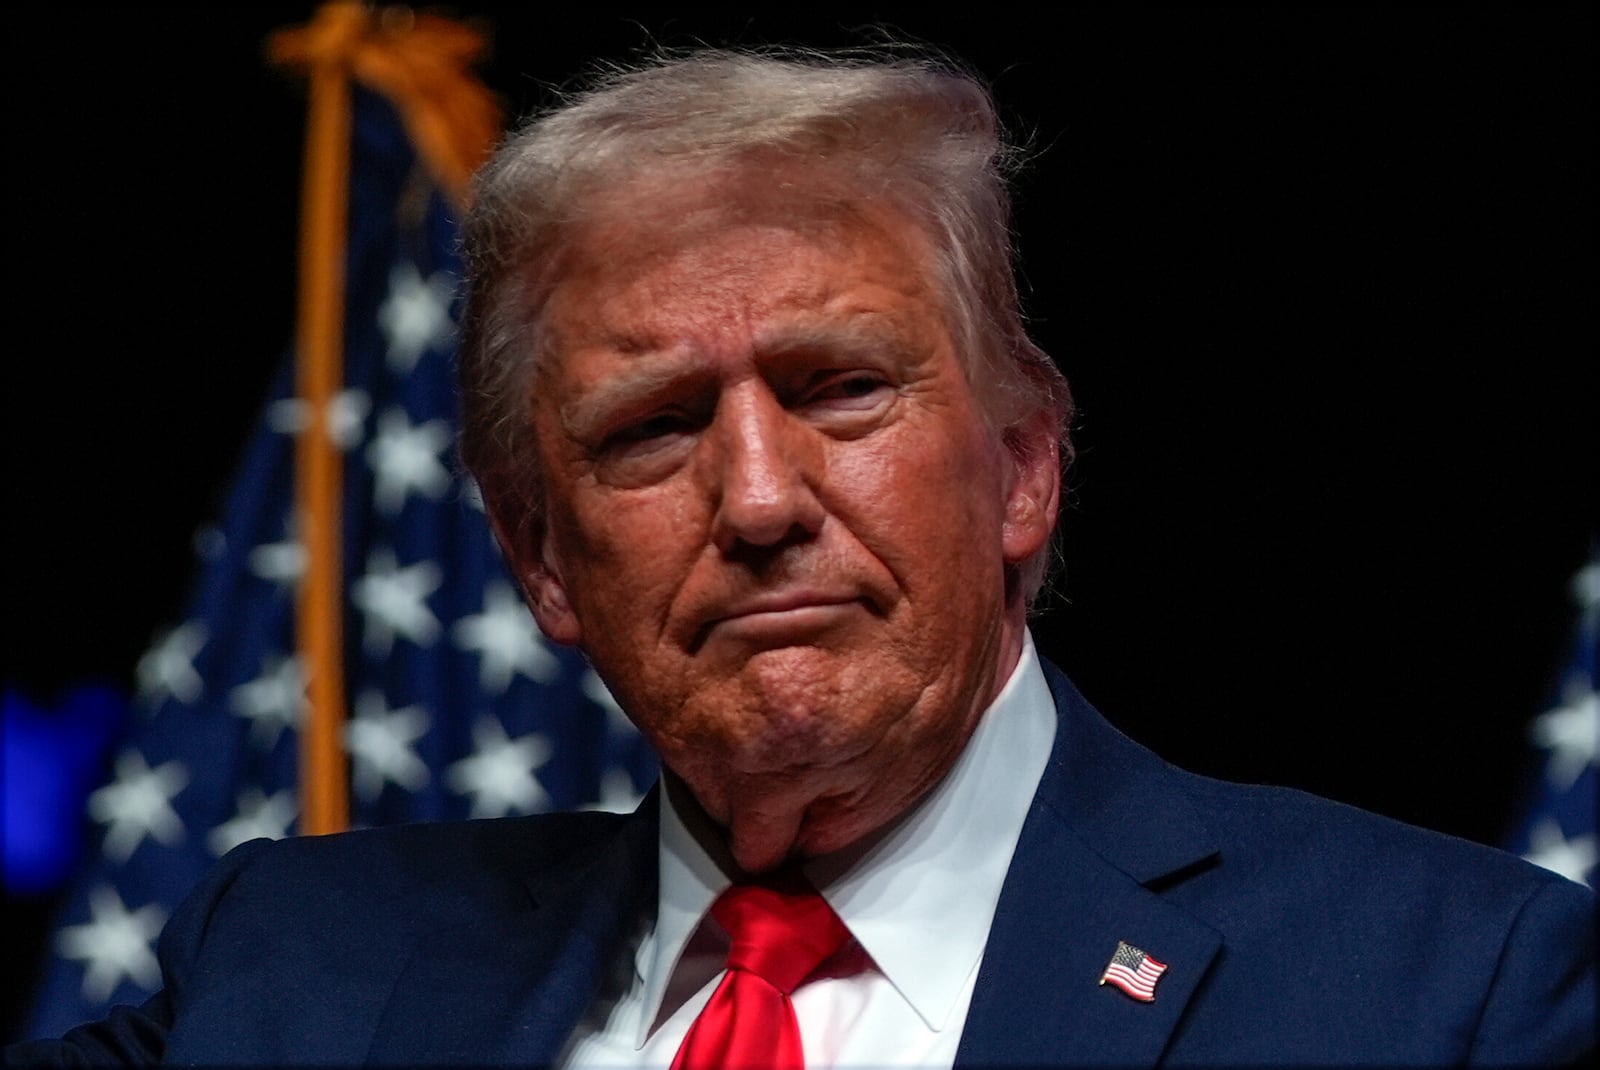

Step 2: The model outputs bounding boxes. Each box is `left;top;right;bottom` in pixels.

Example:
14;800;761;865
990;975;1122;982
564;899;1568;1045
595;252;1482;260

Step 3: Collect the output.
557;486;705;611
825;420;1008;575
571;479;701;553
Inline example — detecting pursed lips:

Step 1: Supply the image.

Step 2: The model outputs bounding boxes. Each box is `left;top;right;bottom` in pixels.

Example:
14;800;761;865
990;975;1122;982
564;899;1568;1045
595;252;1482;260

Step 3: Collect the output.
694;589;867;648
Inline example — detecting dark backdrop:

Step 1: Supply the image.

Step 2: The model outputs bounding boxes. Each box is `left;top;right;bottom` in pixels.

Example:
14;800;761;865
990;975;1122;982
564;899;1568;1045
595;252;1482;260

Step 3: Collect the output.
5;2;1594;1031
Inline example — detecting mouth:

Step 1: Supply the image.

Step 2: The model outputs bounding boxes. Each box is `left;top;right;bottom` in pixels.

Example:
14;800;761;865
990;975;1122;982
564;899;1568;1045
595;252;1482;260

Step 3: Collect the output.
694;591;868;650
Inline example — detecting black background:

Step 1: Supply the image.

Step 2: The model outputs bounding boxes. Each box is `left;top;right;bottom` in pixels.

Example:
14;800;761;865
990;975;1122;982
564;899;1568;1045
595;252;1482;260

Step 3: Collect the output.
4;3;1594;1035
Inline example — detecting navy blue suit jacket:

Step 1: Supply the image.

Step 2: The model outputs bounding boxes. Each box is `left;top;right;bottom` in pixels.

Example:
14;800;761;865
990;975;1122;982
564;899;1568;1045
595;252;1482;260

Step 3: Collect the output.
16;663;1596;1065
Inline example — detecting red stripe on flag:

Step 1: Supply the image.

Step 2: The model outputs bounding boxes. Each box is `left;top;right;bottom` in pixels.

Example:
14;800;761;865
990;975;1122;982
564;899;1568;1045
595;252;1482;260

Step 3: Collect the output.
1101;953;1168;1001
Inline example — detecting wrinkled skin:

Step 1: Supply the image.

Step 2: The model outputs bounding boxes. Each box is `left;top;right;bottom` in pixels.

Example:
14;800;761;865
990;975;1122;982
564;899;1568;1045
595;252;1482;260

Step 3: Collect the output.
498;179;1060;873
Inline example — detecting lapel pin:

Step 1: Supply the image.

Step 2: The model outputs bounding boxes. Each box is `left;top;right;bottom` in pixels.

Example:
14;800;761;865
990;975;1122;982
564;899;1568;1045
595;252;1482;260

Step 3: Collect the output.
1100;940;1168;1002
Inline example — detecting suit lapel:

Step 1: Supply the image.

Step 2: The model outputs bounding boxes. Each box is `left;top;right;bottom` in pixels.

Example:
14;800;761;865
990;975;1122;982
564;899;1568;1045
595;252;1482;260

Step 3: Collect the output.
366;794;658;1066
956;662;1223;1067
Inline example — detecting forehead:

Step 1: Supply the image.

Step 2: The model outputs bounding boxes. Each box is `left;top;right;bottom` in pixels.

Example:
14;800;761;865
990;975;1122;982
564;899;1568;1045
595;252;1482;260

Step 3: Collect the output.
539;177;951;372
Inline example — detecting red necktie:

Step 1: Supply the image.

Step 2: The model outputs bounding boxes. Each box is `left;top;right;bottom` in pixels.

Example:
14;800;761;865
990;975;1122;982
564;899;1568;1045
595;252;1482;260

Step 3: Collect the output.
670;872;851;1070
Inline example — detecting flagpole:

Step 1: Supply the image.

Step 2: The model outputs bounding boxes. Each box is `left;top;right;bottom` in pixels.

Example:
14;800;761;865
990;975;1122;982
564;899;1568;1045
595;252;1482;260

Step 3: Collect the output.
284;1;360;836
268;2;502;837
265;2;499;831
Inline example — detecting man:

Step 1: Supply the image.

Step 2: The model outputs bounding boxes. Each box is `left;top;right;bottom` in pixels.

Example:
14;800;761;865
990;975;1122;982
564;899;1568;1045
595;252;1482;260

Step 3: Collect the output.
14;48;1594;1068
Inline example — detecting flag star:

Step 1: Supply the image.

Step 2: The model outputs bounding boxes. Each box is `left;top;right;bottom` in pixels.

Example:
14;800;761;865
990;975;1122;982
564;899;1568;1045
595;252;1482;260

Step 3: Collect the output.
136;622;208;707
1529;686;1598;791
445;718;552;818
346;690;431;802
56;885;166;1003
352;548;443;656
207;788;298;857
584;669;638;738
378;260;457;373
1522;818;1597;887
452;582;560;693
248;536;306;589
266;398;304;435
326;389;372;448
86;751;188;863
584;768;644;813
366;407;452;516
229;656;308;749
1572;558;1600;612
267;389;372;449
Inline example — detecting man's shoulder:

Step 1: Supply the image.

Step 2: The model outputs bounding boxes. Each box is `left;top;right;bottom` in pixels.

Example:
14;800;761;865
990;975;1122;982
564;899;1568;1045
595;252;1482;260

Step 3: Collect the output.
174;804;653;942
1038;655;1582;905
245;805;642;873
1180;766;1586;905
7;807;658;1066
1035;655;1592;958
1164;772;1594;1060
1029;660;1594;1063
1113;712;1592;926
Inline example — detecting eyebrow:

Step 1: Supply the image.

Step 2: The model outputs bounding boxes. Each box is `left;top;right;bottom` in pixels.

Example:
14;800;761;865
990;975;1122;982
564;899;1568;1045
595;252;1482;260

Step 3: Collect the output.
556;350;712;437
555;313;918;436
753;314;912;362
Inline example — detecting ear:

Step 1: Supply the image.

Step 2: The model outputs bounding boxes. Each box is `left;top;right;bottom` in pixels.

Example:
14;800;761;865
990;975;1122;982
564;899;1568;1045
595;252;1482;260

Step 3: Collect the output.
488;510;583;648
1000;411;1062;566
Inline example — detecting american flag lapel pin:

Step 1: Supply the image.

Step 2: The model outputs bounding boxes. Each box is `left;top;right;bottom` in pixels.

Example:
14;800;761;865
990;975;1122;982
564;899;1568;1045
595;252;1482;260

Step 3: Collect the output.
1100;940;1168;1002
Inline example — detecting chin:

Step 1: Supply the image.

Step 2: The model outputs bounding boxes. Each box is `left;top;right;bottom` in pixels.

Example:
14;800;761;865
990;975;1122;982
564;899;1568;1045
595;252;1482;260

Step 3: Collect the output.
794;813;880;860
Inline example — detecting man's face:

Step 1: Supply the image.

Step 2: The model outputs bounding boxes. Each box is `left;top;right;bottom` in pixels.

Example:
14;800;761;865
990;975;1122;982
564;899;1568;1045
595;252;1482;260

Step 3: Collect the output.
508;182;1057;872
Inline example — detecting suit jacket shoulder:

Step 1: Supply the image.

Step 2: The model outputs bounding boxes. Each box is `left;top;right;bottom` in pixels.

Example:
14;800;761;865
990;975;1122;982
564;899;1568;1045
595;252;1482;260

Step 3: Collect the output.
10;805;658;1067
1170;760;1594;1062
956;659;1596;1066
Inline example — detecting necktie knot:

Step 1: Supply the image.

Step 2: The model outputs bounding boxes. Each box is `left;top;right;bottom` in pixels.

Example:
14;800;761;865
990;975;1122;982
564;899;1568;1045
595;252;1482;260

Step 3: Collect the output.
713;878;850;993
671;871;850;1070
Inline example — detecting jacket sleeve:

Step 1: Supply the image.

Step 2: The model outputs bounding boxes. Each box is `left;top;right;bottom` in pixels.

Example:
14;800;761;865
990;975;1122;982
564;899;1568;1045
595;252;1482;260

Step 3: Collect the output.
1468;871;1597;1066
4;838;276;1067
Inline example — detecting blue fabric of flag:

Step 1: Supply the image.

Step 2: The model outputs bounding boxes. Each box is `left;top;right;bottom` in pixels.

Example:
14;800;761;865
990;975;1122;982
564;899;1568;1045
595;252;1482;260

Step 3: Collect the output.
18;89;657;1041
1505;548;1598;890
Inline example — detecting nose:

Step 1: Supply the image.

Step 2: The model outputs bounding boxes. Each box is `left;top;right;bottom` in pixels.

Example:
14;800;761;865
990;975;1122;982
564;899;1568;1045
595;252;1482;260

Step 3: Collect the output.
709;384;825;554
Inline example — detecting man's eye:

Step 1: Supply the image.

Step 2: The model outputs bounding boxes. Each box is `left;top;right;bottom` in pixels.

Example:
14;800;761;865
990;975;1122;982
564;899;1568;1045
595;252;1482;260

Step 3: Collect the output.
598;412;697;460
806;374;890;406
610;412;692;446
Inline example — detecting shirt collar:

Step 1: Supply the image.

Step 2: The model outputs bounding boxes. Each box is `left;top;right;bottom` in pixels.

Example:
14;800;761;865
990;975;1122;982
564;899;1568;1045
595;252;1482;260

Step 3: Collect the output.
638;632;1057;1042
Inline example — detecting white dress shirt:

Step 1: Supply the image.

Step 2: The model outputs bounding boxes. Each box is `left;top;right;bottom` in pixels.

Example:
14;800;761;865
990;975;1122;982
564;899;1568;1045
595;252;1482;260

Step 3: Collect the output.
559;632;1057;1069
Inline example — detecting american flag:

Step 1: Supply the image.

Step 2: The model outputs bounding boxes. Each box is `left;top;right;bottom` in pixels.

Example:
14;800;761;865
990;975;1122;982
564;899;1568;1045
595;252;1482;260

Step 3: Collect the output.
1505;550;1598;890
1100;940;1168;1002
19;87;657;1040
